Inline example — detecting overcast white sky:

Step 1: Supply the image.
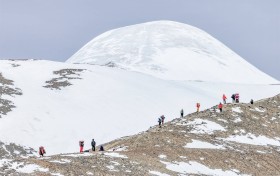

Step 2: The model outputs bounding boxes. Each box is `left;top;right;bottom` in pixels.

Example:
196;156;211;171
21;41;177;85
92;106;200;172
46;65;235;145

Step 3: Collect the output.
0;0;279;80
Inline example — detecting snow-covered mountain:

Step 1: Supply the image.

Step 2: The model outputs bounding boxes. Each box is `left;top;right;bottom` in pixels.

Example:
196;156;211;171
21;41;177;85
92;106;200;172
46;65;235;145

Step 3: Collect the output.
67;21;277;84
0;60;279;156
0;21;279;157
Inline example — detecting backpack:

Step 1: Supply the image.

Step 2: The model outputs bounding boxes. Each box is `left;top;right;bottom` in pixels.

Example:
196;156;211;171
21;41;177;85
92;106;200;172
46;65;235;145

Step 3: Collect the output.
158;118;162;123
39;146;46;154
235;94;239;99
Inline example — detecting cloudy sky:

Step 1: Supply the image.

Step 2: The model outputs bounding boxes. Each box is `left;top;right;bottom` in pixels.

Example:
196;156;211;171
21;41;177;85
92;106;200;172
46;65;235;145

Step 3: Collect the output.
0;0;279;80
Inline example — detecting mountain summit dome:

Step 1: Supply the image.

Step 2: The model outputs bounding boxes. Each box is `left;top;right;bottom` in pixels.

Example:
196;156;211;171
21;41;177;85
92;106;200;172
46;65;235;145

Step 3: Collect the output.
67;21;277;84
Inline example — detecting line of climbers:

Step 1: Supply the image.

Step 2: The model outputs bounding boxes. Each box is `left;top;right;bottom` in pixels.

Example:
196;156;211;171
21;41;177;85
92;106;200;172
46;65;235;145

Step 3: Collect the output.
39;93;256;156
157;93;254;128
39;139;105;157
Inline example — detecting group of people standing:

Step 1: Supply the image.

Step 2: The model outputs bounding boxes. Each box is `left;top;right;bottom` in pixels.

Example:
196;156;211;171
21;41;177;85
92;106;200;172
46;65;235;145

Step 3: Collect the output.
219;93;239;112
231;93;240;103
79;139;104;153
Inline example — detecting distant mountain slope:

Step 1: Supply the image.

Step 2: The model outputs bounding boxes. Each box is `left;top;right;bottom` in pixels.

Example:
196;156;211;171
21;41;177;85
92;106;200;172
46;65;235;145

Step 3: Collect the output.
2;94;280;175
0;60;279;156
67;21;278;84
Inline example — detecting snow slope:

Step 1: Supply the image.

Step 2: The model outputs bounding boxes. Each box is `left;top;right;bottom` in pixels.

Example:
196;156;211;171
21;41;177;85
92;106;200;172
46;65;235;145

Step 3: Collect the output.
67;20;278;84
0;60;279;155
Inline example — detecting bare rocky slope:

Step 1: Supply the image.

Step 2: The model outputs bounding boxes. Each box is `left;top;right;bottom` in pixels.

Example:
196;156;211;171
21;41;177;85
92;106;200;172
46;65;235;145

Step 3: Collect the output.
1;94;280;175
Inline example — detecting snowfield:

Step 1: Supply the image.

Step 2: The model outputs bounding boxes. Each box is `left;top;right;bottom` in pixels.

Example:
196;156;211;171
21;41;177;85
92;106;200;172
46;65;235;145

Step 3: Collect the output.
0;60;279;155
67;20;278;84
0;21;279;156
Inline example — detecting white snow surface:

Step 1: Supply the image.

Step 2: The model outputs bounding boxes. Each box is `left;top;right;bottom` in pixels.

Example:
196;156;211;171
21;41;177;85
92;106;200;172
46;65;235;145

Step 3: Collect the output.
10;162;48;174
185;139;225;149
104;152;128;158
161;161;248;176
222;133;280;146
0;60;279;155
187;119;226;134
232;107;243;113
67;20;278;84
149;170;170;176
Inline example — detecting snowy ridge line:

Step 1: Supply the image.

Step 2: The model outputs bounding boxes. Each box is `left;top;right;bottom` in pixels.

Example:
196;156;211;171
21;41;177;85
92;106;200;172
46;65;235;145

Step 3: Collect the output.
67;20;278;84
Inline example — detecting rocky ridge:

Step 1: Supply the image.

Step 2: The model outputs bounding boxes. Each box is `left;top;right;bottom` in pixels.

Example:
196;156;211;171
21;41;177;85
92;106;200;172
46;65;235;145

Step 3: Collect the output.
1;94;280;175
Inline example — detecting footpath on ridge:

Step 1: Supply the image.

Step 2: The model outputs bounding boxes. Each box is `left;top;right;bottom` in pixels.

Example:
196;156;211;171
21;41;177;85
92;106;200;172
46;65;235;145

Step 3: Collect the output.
1;94;280;175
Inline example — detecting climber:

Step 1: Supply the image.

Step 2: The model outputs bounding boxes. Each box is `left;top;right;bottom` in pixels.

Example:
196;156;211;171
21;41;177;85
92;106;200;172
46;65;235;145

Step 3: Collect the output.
250;99;254;105
79;140;84;153
180;109;184;118
161;115;165;124
235;93;240;103
91;139;96;152
39;146;46;157
218;102;223;112
158;117;162;128
223;94;227;104
196;103;200;112
231;94;236;103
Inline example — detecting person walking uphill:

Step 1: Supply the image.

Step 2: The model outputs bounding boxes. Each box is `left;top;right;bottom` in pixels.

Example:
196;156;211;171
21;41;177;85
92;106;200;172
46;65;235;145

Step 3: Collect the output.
196;103;200;112
180;109;184;118
158;117;162;128
235;93;240;103
91;139;96;152
161;115;165;124
79;141;84;153
218;102;223;112
39;146;46;157
231;94;235;103
223;94;227;104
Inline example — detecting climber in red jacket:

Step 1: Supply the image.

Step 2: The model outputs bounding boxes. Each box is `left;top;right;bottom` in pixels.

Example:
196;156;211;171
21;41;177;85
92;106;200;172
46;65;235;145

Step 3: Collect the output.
218;102;223;112
222;94;227;104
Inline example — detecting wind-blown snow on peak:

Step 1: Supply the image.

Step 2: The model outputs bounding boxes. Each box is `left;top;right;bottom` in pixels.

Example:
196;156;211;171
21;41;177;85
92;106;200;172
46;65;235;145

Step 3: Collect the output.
67;20;278;84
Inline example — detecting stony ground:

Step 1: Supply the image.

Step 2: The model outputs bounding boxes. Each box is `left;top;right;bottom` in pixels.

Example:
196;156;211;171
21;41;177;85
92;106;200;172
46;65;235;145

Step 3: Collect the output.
1;94;280;175
0;73;22;117
44;69;85;90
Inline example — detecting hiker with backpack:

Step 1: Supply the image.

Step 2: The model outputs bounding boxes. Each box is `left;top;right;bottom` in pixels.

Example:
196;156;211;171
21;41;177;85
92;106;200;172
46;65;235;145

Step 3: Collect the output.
223;94;227;104
196;103;200;112
158;117;162;128
91;139;96;152
218;102;223;112
180;109;184;118
39;146;46;157
161;115;165;124
231;94;235;103
79;141;84;153
235;93;240;103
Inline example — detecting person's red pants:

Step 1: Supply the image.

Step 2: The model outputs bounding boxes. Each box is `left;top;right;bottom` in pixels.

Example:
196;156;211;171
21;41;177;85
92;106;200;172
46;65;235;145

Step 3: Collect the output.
80;146;83;153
